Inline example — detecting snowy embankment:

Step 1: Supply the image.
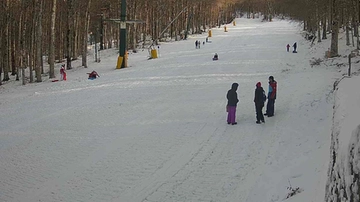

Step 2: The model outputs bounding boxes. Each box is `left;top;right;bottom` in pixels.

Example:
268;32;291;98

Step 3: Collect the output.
325;74;360;202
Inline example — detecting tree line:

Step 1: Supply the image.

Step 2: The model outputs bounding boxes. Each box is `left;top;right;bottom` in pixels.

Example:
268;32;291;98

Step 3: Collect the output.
240;0;359;56
0;0;236;85
0;0;359;85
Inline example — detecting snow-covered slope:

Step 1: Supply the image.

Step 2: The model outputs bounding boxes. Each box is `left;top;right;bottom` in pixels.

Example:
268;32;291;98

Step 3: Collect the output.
0;17;355;202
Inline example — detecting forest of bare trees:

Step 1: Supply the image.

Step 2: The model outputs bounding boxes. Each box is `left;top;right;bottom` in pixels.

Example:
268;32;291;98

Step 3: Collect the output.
0;0;359;85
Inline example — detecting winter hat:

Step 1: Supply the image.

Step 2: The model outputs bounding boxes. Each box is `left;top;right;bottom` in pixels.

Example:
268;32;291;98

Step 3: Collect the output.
256;82;261;87
269;76;274;80
231;83;239;90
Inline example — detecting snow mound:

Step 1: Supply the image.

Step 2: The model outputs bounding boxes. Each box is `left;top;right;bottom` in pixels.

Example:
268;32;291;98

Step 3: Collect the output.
325;75;360;202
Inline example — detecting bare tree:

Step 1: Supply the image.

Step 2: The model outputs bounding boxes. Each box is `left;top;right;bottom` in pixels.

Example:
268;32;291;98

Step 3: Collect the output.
330;0;339;57
82;0;92;68
66;0;74;70
49;0;57;78
35;0;43;82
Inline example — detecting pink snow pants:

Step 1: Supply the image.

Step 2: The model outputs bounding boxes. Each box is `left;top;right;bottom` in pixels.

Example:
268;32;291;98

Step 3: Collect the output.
227;106;236;124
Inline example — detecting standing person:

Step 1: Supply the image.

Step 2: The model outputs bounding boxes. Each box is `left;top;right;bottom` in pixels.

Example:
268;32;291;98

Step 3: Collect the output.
195;40;198;49
265;76;277;117
254;82;265;124
226;83;239;125
60;64;66;81
292;42;297;53
286;44;290;52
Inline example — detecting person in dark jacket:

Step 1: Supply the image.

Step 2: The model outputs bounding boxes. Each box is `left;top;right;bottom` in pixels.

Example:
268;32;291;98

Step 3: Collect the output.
292;42;297;53
265;76;277;117
254;82;265;124
213;53;218;60
227;83;239;125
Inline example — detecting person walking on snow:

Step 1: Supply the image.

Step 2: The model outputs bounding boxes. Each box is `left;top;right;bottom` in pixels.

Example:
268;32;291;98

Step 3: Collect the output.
60;64;66;81
286;44;290;52
265;76;277;117
254;82;266;124
292;42;297;53
226;83;239;125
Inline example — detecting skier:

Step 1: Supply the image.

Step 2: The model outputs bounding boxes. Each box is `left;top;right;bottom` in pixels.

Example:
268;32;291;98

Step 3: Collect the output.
254;82;266;124
88;71;100;80
60;64;67;81
265;76;277;117
213;53;218;60
292;42;297;53
195;40;198;49
286;44;290;52
226;83;239;125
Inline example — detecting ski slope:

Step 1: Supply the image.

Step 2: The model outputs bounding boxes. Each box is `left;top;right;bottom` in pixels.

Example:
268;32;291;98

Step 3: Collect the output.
0;18;336;202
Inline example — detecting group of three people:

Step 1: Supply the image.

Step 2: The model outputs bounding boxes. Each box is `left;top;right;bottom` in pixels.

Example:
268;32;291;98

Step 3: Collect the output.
226;76;277;125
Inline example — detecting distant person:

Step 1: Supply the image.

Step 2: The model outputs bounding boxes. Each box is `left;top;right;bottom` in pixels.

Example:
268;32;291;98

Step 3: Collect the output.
292;42;297;53
203;41;205;45
213;53;218;60
60;64;66;81
254;82;266;124
286;44;290;52
88;71;100;80
226;83;239;125
195;40;198;49
206;37;209;42
264;76;277;117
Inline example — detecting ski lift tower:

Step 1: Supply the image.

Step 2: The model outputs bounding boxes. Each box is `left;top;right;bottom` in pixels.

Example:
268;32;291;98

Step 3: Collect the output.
104;0;144;69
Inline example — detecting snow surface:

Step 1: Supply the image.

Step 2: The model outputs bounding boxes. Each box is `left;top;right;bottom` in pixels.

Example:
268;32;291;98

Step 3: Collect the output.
0;18;357;202
325;74;360;202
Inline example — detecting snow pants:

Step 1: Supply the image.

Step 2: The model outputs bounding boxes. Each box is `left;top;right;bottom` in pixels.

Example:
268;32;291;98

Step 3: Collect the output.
266;98;275;116
227;106;237;124
255;104;264;122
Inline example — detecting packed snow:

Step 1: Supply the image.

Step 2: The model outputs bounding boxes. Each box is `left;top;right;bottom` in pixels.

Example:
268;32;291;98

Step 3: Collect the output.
0;17;359;202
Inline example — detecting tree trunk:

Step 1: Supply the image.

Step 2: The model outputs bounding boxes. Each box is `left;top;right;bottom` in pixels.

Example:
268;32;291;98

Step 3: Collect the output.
49;0;56;78
35;0;43;82
346;24;350;46
66;0;73;70
357;0;360;49
322;15;327;39
317;6;321;43
3;0;10;81
82;0;91;68
330;0;339;57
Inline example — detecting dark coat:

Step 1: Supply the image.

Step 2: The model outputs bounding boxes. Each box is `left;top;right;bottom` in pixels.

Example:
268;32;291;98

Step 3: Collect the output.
227;83;239;106
254;86;265;107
